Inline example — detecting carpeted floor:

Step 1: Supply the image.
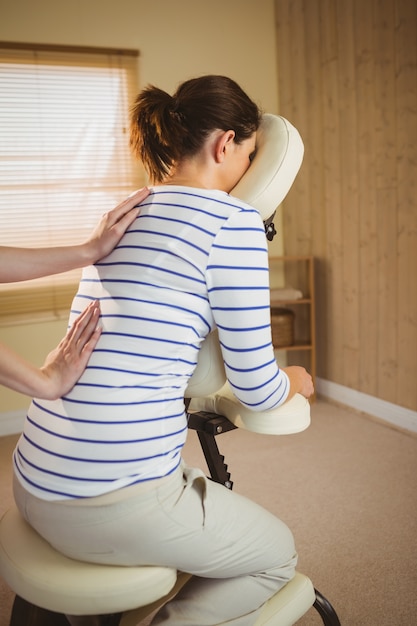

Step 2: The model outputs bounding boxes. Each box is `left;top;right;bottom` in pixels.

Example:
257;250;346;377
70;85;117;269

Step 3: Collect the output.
1;399;416;625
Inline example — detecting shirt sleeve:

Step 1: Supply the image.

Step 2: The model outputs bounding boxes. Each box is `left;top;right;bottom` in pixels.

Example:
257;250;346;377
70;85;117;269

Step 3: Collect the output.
206;207;290;410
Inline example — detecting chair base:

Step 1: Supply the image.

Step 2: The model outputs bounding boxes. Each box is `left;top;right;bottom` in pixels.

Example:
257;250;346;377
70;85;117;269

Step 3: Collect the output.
314;589;342;626
9;597;122;625
8;588;341;626
9;596;68;626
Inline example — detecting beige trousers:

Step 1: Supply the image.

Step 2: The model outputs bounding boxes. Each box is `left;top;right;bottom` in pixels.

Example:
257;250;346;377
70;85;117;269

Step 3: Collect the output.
14;463;297;626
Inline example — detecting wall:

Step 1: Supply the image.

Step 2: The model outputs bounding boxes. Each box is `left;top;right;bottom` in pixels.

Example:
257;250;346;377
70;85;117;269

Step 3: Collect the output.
0;0;283;418
275;0;417;412
0;0;279;107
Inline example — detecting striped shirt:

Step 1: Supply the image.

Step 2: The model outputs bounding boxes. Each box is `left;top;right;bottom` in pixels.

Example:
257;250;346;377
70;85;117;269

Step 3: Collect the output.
13;186;290;500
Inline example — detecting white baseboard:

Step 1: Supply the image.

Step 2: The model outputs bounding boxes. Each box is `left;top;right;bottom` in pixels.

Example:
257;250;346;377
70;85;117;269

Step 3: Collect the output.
316;377;417;434
0;410;25;437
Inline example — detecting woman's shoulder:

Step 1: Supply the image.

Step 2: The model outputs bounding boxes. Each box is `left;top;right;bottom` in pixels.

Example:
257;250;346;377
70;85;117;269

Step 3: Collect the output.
150;185;257;216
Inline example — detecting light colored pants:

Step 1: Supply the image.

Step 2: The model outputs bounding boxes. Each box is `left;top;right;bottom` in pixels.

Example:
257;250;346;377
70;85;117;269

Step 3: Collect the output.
14;463;297;626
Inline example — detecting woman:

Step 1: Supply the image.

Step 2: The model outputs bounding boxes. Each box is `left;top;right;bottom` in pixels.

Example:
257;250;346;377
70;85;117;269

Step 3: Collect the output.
13;76;313;625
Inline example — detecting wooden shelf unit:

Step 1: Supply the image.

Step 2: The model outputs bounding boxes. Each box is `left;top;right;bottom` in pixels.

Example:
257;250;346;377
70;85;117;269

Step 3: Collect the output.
269;255;316;388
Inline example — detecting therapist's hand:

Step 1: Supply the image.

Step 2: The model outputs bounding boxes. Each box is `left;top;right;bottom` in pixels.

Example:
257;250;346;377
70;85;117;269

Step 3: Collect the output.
0;301;103;400
38;300;103;399
83;187;150;263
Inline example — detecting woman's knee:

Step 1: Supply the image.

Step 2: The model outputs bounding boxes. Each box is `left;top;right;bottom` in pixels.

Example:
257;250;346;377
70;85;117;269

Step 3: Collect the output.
267;519;298;583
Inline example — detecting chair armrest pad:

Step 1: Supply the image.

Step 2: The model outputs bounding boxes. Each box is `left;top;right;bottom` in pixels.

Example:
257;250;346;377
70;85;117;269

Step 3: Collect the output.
189;383;310;435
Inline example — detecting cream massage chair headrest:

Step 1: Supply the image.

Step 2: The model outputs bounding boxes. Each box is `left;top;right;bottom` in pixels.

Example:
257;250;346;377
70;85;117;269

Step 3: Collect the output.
186;115;310;435
232;113;304;220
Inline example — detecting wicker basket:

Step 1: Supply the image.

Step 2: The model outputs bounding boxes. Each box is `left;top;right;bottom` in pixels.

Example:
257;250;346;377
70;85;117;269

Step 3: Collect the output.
270;307;295;347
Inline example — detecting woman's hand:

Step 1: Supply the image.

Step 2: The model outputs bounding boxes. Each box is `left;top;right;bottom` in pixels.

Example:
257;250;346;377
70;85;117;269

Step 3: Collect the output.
282;365;315;400
83;187;150;263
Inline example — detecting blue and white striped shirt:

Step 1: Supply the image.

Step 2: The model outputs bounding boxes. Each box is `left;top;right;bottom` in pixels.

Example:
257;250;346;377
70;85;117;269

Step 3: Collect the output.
13;186;290;500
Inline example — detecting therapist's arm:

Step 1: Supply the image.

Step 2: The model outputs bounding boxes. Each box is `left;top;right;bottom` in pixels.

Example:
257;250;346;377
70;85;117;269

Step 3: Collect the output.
0;300;102;399
0;188;149;283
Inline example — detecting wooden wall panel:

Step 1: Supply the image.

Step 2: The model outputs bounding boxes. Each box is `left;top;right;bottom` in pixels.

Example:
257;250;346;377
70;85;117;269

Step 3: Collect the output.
355;0;379;397
395;0;417;404
274;0;417;410
338;0;360;389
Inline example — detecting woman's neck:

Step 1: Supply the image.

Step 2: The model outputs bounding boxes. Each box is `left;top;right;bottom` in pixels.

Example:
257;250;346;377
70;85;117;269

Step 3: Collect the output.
161;138;227;191
163;164;214;190
163;176;208;189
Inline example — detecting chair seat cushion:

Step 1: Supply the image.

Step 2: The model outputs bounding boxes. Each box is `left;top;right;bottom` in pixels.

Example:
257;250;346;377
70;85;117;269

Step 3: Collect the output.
1;505;316;624
189;383;311;435
120;571;315;626
0;505;177;616
254;571;316;625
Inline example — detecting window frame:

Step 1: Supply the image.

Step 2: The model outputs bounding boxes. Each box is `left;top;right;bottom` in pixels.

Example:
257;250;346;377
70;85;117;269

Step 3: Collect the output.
0;42;143;323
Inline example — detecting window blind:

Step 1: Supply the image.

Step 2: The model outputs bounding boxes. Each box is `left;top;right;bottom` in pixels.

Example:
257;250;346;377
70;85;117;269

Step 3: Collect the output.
0;43;143;319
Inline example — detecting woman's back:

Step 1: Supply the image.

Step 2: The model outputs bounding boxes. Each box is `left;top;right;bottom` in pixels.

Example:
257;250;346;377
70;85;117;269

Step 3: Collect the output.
14;185;282;500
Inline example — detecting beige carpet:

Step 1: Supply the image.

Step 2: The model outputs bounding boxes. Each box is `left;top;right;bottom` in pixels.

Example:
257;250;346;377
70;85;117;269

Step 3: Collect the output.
1;399;416;625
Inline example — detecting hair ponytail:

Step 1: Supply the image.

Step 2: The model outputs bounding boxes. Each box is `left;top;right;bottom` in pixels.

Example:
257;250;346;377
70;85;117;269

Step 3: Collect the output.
130;86;186;183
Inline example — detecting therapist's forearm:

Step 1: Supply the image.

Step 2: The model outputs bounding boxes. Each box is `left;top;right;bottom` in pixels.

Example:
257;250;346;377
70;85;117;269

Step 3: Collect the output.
0;244;94;283
0;187;150;283
0;300;102;399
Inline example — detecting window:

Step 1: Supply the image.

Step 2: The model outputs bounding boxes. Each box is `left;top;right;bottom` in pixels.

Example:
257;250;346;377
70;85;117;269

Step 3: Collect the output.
0;42;143;320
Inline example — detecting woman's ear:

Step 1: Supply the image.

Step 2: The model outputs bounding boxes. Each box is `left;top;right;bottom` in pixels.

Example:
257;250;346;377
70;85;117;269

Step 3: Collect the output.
214;130;235;163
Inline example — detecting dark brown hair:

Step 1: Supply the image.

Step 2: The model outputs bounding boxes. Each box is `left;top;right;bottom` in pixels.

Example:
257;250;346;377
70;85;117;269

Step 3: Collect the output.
130;75;261;183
